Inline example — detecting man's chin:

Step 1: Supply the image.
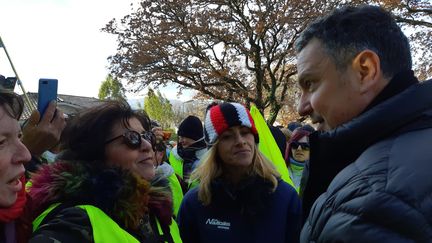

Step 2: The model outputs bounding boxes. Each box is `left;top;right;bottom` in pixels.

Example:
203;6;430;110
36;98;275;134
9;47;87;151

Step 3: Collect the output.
315;121;334;131
316;123;326;131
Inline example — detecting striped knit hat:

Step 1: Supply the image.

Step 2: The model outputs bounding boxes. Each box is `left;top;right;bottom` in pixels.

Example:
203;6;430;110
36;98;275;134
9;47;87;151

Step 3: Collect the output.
204;102;259;146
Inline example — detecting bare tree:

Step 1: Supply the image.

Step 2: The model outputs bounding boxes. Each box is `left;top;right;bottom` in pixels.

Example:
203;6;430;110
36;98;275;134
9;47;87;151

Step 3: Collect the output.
104;0;431;124
103;0;340;123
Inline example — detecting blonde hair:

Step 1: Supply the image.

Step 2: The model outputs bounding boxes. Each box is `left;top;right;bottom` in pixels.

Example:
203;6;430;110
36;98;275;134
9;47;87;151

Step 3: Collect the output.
191;142;280;205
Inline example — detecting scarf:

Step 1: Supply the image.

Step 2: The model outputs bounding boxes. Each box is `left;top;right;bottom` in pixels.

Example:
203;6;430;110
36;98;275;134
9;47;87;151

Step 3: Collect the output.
289;158;305;190
0;176;26;223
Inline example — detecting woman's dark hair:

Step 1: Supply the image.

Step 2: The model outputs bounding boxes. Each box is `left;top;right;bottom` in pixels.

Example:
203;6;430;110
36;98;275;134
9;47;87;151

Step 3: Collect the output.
0;90;24;120
59;100;151;162
155;141;167;162
285;128;311;165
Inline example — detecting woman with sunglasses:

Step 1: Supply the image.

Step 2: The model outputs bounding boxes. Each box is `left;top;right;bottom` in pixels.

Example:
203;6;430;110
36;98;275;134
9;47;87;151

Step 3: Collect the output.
284;128;311;192
28;101;181;243
177;102;302;243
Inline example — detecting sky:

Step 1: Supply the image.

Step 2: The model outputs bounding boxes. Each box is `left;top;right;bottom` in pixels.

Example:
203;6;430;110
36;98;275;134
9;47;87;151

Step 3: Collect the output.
0;0;193;101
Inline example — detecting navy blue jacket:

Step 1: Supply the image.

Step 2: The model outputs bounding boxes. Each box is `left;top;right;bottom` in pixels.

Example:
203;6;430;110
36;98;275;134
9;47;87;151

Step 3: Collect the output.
301;74;432;242
177;177;302;243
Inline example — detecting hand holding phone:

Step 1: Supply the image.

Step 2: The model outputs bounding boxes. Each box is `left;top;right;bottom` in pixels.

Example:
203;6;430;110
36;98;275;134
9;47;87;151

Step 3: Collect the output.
37;78;58;117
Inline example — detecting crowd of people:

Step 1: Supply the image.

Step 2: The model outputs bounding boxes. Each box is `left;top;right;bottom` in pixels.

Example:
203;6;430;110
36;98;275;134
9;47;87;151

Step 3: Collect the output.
1;4;431;243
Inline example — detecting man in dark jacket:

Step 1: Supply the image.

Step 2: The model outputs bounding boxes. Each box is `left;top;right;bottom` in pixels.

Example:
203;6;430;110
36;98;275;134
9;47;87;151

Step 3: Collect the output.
295;5;432;242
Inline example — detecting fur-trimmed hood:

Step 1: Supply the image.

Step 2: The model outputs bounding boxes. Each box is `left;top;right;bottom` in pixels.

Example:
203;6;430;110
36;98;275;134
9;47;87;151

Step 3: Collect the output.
28;160;173;229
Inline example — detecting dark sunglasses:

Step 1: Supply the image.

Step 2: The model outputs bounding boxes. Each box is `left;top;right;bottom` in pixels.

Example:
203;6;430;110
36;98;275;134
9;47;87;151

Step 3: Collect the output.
105;130;156;150
291;142;310;150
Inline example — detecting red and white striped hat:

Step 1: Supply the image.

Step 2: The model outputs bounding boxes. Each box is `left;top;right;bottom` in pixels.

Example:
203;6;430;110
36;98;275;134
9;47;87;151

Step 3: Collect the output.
204;102;259;145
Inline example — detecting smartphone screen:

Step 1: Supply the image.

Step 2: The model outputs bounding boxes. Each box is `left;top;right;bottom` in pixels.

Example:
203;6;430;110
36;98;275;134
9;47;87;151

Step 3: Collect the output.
37;79;58;117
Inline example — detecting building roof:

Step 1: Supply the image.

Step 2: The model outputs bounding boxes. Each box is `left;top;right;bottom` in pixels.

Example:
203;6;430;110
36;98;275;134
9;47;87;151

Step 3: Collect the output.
20;92;102;120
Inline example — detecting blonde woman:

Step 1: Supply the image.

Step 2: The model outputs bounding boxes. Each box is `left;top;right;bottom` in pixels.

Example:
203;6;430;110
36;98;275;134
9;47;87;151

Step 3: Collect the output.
177;102;301;243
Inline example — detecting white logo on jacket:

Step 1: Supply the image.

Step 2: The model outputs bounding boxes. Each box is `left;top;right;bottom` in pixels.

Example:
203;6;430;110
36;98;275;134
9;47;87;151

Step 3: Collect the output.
205;218;231;230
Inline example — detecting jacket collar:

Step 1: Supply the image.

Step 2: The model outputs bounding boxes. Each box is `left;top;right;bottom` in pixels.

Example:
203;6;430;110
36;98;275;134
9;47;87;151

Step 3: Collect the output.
363;70;418;113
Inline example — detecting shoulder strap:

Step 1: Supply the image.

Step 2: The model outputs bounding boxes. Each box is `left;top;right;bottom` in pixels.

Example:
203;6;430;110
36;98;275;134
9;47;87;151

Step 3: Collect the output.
150;214;174;243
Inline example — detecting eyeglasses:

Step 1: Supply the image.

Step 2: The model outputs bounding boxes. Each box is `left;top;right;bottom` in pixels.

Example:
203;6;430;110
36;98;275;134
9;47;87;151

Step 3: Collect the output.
291;142;310;150
105;130;156;150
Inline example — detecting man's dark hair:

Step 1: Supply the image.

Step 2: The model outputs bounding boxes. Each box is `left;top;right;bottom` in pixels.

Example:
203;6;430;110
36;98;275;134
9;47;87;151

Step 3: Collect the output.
0;90;24;120
287;121;302;132
59;100;151;162
302;124;316;133
295;5;412;79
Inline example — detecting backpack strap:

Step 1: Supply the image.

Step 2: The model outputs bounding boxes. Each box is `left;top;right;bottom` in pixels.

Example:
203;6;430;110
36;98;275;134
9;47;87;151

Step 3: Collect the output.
149;214;174;243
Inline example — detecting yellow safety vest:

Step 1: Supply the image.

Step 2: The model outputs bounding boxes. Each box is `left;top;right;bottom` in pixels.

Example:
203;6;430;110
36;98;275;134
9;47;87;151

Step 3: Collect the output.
167;171;184;217
168;150;200;194
169;150;184;179
249;106;297;192
33;203;182;243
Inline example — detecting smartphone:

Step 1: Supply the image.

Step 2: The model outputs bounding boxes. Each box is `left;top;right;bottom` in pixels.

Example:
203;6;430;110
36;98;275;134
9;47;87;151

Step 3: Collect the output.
37;78;58;117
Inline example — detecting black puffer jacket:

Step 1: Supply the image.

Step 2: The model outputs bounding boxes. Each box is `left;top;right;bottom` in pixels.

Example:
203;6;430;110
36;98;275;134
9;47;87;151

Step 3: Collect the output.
301;77;432;242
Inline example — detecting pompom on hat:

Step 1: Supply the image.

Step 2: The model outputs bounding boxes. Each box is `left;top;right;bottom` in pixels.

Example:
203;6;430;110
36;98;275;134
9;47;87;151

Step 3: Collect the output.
204;102;259;146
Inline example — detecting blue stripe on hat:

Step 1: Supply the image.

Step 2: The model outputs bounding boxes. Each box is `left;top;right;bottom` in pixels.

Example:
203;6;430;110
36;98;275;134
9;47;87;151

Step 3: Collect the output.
219;103;241;128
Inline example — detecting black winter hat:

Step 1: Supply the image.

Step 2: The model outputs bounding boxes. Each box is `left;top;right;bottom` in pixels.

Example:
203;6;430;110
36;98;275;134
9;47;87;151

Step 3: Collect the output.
178;115;204;141
269;126;286;156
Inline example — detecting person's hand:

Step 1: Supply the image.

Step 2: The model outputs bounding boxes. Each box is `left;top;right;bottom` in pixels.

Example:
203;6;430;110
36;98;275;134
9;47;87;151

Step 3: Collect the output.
22;101;66;156
151;126;164;143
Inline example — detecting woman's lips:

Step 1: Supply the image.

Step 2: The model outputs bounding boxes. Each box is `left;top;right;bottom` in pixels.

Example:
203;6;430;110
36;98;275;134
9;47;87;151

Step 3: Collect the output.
294;151;306;158
234;149;250;155
138;157;153;163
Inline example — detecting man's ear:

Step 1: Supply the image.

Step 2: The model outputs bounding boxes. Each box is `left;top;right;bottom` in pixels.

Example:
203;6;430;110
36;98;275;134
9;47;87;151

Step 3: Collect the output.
351;50;382;94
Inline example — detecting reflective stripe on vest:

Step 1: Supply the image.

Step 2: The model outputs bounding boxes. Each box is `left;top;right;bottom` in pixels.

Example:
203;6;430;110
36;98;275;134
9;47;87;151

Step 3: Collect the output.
169;151;184;178
33;204;139;243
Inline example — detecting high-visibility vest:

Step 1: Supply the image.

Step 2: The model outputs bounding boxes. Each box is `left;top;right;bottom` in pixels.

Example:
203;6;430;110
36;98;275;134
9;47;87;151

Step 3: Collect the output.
156;214;182;243
33;203;182;243
169;150;184;179
167;171;184;217
169;150;200;194
249;106;297;192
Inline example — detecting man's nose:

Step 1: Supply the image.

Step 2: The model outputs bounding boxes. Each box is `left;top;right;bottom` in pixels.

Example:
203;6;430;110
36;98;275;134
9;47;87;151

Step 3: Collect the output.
297;93;312;117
